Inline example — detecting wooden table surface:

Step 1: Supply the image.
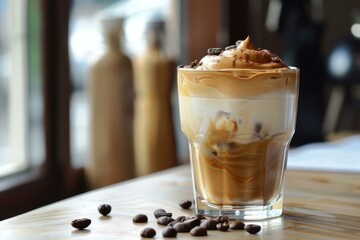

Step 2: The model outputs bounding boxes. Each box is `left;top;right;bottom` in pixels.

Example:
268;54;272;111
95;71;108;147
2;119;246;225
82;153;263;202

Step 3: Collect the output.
1;164;359;239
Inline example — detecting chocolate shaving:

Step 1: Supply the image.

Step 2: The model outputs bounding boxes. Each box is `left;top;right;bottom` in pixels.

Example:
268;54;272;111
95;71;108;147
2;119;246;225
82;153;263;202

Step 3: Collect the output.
207;48;222;55
190;59;198;68
225;45;236;50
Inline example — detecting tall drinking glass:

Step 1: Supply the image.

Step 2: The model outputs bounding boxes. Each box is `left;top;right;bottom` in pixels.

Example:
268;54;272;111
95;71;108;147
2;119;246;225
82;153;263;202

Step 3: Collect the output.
178;67;299;220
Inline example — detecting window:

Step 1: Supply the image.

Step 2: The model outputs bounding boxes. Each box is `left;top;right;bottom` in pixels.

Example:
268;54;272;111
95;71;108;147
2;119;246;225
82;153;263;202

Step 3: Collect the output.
0;0;44;178
0;0;85;221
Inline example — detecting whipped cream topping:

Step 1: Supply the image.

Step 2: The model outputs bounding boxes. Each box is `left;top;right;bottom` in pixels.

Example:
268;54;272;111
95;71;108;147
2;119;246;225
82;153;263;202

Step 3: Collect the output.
195;36;288;70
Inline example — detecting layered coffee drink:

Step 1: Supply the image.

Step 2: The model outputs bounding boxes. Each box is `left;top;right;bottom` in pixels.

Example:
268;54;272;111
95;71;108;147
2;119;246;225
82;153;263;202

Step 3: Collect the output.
178;37;299;219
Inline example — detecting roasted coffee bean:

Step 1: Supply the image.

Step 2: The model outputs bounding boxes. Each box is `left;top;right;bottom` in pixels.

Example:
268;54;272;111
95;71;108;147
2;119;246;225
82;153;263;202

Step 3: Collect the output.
200;219;218;230
225;45;236;50
132;214;148;223
173;221;193;232
230;221;245;230
178;65;184;68
190;226;207;236
98;204;111;216
153;208;166;218
184;218;201;228
153;209;172;218
216;222;229;232
187;214;206;221
162;227;178;238
157;216;175;226
175;216;186;222
140;227;156;238
167;220;179;227
71;218;91;230
245;224;261;234
179;199;192;209
207;48;223;55
215;216;229;223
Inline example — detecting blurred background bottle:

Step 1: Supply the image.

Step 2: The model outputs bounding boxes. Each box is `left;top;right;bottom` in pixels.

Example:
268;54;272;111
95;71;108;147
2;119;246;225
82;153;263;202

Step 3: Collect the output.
133;20;177;176
86;17;135;189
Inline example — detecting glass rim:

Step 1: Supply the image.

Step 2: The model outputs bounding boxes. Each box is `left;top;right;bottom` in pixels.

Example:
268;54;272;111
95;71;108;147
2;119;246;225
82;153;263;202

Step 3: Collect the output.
177;66;299;73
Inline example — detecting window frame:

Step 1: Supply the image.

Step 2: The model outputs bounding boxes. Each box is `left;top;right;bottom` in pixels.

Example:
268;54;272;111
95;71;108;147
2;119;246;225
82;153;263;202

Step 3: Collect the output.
0;0;85;220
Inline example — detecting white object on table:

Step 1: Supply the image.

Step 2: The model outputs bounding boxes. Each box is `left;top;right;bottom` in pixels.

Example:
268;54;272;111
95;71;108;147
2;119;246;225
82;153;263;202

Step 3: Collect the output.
288;135;360;172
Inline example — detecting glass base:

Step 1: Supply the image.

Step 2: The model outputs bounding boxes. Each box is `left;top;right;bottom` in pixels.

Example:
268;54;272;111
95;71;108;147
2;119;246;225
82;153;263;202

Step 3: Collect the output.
195;195;283;220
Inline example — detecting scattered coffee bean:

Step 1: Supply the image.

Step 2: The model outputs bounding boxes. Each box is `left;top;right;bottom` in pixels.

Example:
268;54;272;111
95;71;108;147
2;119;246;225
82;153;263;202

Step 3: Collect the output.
153;209;172;218
207;48;223;55
179;200;192;209
71;218;91;230
216;222;229;232
140;227;156;238
162;227;178;238
245;224;261;234
157;216;175;226
175;216;186;222
167;220;179;227
184;217;201;228
225;45;236;50
98;204;111;216
132;213;148;223
200;219;218;230
230;221;245;230
215;216;229;224
187;214;206;221
173;221;193;232
190;226;207;236
178;65;184;68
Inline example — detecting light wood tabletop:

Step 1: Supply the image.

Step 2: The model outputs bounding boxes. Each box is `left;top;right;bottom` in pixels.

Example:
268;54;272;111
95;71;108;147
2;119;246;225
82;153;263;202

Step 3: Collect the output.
0;164;359;239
